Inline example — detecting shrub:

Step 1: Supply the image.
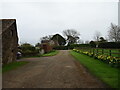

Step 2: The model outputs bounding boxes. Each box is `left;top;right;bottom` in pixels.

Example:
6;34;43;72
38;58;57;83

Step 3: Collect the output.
89;41;96;48
70;44;90;48
20;43;39;57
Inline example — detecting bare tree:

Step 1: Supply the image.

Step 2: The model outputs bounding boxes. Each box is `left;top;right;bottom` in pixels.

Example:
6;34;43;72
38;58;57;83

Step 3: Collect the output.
63;29;80;45
40;35;53;43
99;37;107;42
108;23;120;42
93;31;101;41
77;39;84;44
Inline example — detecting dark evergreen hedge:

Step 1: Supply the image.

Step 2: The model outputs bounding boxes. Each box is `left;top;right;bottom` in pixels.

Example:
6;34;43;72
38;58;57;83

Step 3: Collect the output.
53;46;68;50
53;44;90;50
98;42;120;49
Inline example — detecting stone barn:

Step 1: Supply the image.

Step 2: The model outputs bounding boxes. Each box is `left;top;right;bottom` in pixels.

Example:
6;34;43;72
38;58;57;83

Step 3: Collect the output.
0;19;18;65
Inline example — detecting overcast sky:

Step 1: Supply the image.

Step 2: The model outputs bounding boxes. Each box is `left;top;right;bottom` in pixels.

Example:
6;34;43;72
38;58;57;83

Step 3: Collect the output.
0;0;118;45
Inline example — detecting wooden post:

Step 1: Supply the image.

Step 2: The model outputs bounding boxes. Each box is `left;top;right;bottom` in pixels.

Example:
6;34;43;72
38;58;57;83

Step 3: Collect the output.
97;49;98;55
118;49;120;58
93;48;94;55
109;50;111;56
102;49;104;54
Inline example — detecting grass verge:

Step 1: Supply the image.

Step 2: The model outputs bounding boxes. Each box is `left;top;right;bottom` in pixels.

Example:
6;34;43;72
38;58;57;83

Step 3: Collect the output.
42;50;59;57
70;50;119;88
2;61;29;73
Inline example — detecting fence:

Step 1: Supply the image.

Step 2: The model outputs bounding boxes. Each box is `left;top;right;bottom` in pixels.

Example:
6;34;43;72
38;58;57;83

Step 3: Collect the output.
76;47;120;58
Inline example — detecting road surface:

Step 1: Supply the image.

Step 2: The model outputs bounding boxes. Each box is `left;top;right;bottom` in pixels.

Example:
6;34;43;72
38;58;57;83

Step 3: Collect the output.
3;50;107;88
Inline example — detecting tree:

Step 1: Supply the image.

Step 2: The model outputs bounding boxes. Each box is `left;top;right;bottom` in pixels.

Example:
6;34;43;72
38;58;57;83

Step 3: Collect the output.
99;37;107;42
89;41;96;48
108;23;120;42
35;43;41;47
63;29;80;45
51;34;66;46
93;31;101;41
77;40;84;44
40;35;53;43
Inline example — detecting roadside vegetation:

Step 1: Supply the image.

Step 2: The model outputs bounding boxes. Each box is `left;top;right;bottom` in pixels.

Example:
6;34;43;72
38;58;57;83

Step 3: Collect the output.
73;49;120;68
42;50;59;57
2;61;29;73
70;50;119;88
18;43;40;57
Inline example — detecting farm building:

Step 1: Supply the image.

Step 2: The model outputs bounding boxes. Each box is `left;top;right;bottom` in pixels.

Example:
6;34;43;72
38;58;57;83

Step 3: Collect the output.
0;19;18;65
41;40;54;53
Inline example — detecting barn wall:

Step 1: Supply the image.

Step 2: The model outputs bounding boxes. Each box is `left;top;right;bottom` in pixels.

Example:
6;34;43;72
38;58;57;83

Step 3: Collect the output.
2;20;18;65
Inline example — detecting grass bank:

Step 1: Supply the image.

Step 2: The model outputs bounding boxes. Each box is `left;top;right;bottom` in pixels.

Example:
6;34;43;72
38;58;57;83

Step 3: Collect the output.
2;61;29;73
42;50;59;57
70;50;119;88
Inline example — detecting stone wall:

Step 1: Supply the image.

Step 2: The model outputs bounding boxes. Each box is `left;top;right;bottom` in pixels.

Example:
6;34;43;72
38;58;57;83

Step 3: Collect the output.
1;19;18;65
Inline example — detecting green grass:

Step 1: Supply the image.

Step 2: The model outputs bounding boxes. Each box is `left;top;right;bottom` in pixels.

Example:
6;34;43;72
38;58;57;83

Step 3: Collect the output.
70;50;119;88
2;61;29;73
42;50;59;57
81;48;120;57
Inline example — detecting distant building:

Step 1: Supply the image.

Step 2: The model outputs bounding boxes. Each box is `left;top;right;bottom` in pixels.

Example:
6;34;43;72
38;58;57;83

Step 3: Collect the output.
41;40;54;53
0;19;18;65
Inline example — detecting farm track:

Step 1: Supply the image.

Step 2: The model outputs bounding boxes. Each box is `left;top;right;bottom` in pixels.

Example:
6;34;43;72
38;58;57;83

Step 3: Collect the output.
3;50;107;88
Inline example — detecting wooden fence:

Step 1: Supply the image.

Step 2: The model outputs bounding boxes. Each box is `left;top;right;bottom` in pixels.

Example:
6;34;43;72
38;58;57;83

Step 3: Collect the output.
76;47;120;58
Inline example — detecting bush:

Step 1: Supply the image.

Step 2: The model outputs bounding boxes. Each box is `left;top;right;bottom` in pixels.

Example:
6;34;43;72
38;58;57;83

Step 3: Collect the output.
69;44;90;49
53;44;90;50
20;43;39;57
89;41;96;48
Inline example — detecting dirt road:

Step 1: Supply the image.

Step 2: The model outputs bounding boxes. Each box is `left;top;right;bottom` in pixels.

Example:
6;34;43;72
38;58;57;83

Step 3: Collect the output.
3;50;106;88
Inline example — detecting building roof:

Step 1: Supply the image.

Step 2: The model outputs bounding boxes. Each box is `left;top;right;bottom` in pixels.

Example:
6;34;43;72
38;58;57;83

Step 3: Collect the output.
0;19;16;34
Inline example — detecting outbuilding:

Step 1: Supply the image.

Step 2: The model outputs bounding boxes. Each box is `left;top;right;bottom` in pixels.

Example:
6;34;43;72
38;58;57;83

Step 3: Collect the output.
0;19;18;65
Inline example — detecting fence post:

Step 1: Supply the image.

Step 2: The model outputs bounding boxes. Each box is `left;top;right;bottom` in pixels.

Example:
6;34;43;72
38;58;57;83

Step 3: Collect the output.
93;48;94;56
97;49;98;55
118;49;120;57
102;49;104;54
109;50;111;56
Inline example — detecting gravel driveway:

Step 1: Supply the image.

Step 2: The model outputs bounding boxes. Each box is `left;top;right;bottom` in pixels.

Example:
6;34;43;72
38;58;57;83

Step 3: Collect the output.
3;50;107;88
